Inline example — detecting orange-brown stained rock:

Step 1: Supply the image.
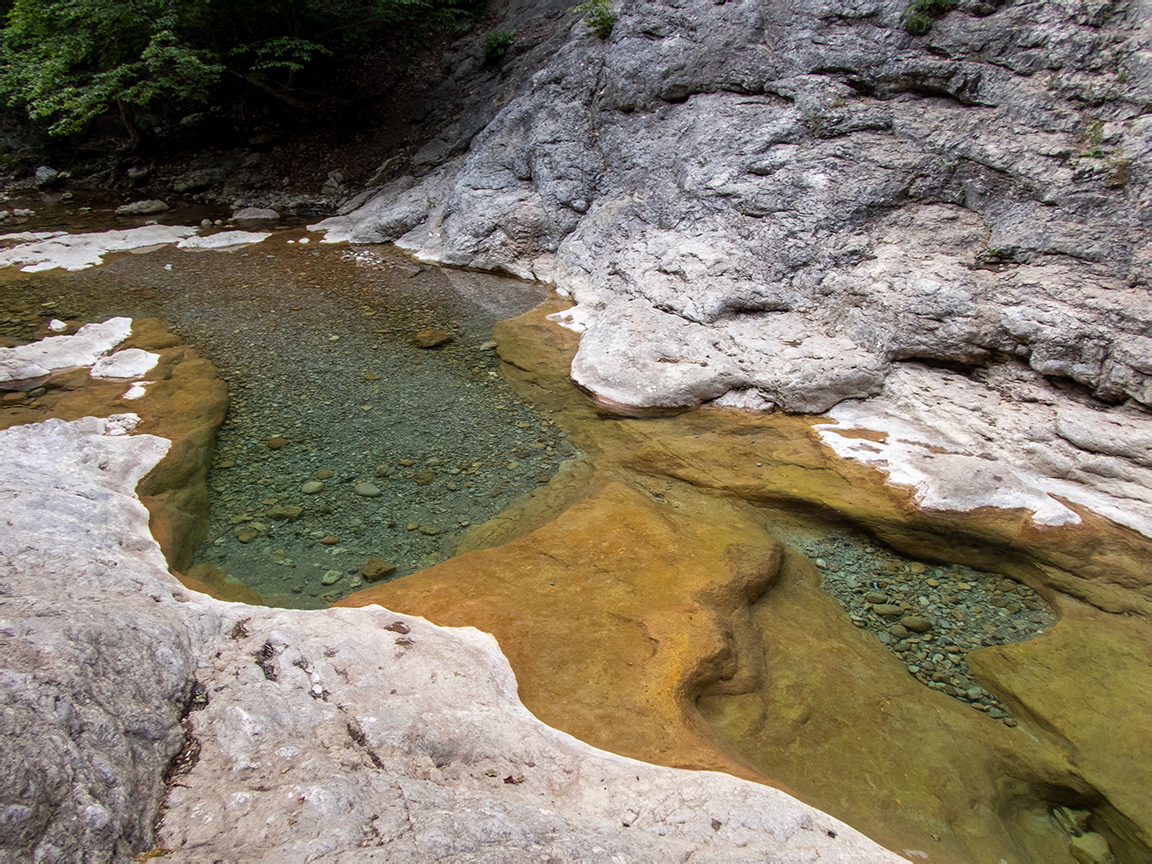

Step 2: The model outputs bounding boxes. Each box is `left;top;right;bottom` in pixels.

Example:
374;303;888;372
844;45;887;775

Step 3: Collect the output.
339;477;1094;863
182;562;263;605
403;296;1152;863
971;603;1152;862
339;481;781;779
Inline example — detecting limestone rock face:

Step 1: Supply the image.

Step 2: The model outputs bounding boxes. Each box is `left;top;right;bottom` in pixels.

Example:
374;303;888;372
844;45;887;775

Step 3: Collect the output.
315;0;1152;418
0;417;897;862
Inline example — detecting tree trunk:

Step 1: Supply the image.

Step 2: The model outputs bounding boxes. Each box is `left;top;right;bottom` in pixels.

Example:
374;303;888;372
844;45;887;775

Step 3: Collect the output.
117;98;142;150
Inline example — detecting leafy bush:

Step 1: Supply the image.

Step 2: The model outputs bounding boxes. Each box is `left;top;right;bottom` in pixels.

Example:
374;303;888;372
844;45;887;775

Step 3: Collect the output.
903;0;958;35
0;0;481;142
574;0;617;39
0;0;223;139
483;29;515;64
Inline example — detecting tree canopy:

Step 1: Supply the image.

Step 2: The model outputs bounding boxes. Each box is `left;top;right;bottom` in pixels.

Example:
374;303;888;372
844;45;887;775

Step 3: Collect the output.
0;0;477;142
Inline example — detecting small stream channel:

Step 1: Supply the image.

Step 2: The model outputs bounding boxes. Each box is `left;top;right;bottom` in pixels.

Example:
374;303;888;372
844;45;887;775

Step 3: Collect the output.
0;192;578;607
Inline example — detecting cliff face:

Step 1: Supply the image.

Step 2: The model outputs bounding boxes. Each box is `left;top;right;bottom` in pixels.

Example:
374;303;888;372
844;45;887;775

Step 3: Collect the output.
329;0;1152;409
319;0;1152;542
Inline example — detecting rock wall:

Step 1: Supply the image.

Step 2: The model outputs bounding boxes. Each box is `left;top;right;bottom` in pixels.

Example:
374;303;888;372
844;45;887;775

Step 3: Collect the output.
317;0;1152;541
0;413;897;862
321;0;1152;410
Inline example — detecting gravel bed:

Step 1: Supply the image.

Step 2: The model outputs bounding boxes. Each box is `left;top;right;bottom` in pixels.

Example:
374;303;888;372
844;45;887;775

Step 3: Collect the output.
1;205;577;607
789;531;1056;724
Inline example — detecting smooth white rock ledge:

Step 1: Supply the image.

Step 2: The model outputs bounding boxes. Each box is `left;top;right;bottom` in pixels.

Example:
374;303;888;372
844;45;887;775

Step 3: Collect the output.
547;303;599;334
0;230;66;244
90;348;159;380
816;363;1152;538
0;317;132;386
176;230;271;250
0;414;902;863
0;226;273;271
0;225;195;271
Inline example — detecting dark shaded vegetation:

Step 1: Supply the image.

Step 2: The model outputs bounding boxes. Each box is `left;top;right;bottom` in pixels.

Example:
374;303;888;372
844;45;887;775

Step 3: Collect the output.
482;28;514;64
904;0;958;35
0;0;481;170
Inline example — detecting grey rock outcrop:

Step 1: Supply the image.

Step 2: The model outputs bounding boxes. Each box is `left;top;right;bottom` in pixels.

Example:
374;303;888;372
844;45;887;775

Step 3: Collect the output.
317;0;1152;414
230;206;280;227
33;167;60;189
115;199;169;216
0;413;899;862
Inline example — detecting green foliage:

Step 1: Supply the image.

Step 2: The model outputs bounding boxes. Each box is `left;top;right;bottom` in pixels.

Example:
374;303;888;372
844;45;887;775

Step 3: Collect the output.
0;0;480;140
574;0;616;39
1;0;222;137
482;29;514;64
903;0;957;35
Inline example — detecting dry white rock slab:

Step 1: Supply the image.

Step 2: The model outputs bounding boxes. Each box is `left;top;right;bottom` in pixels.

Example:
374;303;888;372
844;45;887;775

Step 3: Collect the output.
817;363;1152;537
90;348;159;380
0;225;274;271
176;230;271;250
0;317;132;386
0;414;901;863
0;225;196;271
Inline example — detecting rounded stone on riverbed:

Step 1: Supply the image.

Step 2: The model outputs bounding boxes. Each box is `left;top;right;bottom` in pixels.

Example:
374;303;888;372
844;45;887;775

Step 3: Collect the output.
316;469;334;480
873;603;903;617
267;437;289;450
901;616;932;633
321;569;342;586
354;482;381;498
265;504;303;521
319;535;340;545
361;559;397;581
419;525;441;536
413;328;452;348
301;481;324;494
232;206;280;227
236;527;258;543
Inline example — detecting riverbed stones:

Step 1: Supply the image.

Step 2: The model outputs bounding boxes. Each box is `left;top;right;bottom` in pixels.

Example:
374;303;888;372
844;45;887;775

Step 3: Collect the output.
300;480;323;494
354;482;381;497
231;206;279;227
321;569;342;585
360;558;396;581
265;504;302;520
413;328;452;348
901;616;931;634
266;436;288;449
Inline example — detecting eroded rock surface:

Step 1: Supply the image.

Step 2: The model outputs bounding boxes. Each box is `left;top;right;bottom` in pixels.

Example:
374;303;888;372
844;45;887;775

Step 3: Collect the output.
0;415;896;861
314;0;1152;545
317;0;1152;411
817;362;1152;538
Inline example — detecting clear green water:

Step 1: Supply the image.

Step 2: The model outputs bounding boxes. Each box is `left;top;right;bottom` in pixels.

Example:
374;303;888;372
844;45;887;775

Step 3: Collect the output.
0;196;578;607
